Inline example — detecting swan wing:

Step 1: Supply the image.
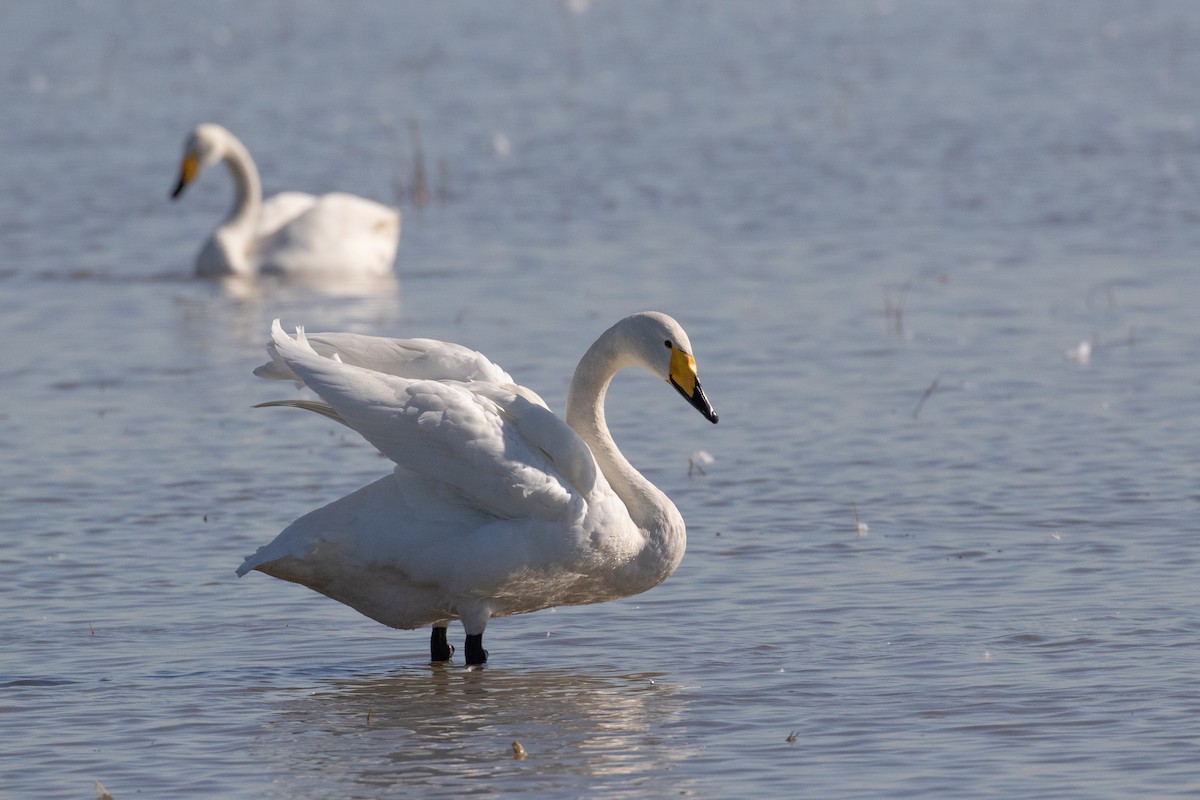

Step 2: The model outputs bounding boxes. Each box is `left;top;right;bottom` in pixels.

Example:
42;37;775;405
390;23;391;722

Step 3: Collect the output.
253;330;516;387
266;321;588;522
465;380;598;498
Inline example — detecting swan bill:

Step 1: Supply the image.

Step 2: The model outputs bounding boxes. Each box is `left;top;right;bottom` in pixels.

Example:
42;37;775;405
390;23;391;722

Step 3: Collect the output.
668;345;718;423
672;376;718;423
668;347;698;394
171;153;199;199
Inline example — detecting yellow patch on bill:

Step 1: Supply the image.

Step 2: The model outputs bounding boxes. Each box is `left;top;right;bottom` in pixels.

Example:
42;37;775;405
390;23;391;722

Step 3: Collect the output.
669;346;697;395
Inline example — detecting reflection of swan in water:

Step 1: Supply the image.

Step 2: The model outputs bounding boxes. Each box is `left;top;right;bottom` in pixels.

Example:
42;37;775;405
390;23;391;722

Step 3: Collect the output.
170;123;400;280
251;667;694;791
206;268;400;301
238;313;717;666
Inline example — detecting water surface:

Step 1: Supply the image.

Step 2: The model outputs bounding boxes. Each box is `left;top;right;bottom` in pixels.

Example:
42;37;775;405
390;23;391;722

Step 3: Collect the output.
2;2;1199;797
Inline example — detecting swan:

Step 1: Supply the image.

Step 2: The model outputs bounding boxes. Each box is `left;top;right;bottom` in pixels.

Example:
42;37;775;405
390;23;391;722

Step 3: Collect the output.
170;123;400;278
237;313;718;665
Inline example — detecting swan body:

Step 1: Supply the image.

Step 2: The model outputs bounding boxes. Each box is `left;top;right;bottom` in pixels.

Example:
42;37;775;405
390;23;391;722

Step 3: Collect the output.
171;123;400;278
238;313;718;664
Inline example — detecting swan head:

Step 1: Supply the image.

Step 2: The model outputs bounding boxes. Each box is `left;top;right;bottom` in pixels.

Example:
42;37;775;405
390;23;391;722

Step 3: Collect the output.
621;312;719;424
171;123;230;199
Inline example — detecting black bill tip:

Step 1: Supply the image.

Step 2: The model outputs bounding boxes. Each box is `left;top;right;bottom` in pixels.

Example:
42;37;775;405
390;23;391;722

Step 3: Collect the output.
672;377;718;424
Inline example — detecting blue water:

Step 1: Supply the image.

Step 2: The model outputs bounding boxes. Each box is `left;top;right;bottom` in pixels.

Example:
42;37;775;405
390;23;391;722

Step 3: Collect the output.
2;2;1199;797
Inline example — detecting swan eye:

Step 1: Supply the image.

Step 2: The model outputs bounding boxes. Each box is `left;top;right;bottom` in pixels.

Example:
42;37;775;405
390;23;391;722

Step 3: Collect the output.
664;339;673;349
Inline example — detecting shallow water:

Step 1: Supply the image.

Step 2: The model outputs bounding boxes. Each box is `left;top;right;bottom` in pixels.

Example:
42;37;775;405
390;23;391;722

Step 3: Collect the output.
3;1;1200;797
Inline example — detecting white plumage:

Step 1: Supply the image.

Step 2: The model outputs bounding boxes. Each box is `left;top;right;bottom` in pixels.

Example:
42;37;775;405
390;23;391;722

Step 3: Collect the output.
252;329;518;388
171;123;400;279
238;314;718;665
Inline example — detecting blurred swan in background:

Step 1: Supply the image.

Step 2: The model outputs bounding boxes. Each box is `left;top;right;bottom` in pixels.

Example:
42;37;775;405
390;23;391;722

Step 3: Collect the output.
238;313;718;666
171;123;400;279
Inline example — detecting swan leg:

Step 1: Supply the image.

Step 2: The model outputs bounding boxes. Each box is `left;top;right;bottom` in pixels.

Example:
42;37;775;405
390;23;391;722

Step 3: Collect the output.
430;625;455;661
458;604;491;666
464;633;488;666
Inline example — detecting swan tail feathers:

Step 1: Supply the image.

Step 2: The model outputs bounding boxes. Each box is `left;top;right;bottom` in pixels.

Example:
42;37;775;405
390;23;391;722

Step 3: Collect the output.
236;538;302;578
235;552;262;577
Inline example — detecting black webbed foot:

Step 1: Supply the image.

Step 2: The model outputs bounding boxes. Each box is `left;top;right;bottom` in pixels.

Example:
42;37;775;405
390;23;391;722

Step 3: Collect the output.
464;633;488;666
430;626;455;662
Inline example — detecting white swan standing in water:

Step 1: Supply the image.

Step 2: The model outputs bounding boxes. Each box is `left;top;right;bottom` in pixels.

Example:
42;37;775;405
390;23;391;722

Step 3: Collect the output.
237;313;719;665
170;123;400;279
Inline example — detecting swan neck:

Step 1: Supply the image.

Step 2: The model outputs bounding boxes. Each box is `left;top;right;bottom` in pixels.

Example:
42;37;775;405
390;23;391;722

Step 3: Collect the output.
220;134;263;234
566;330;683;567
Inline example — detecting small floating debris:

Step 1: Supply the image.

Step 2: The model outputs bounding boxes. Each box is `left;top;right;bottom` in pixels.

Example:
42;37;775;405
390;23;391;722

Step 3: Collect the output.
1064;339;1092;364
95;780;114;800
785;731;798;743
852;502;869;537
883;287;906;338
911;376;941;420
512;741;528;760
688;449;715;477
492;132;513;157
408;119;429;209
